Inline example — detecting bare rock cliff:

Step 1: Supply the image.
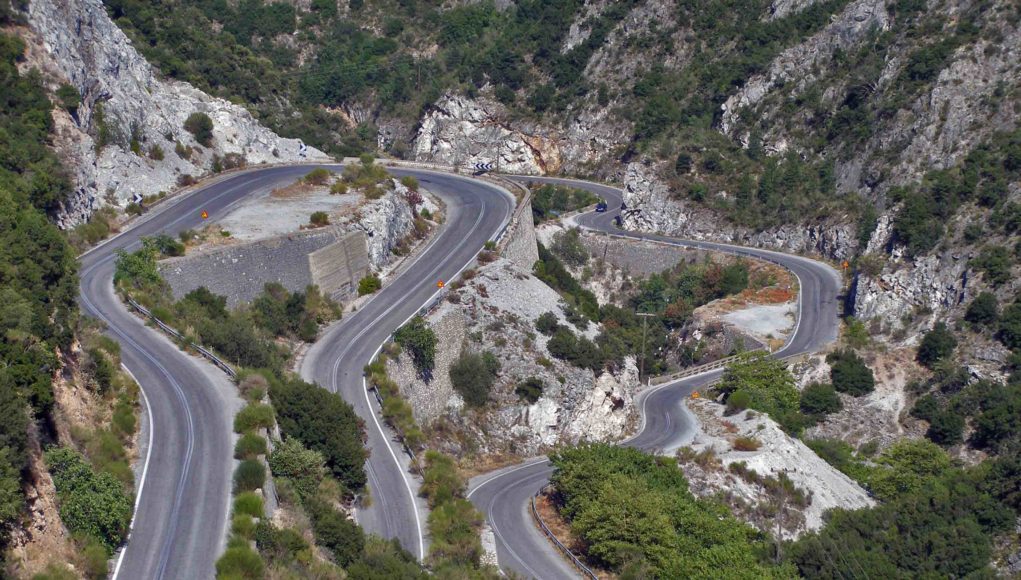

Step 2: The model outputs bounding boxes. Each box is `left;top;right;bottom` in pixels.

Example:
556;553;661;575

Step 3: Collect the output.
22;0;327;227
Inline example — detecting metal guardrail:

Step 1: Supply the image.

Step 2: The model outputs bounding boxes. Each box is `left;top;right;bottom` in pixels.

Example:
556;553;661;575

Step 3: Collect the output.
126;296;237;379
530;486;598;580
647;351;813;388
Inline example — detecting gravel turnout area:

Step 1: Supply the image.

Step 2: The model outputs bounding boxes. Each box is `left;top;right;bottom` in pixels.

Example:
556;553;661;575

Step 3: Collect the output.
723;302;796;341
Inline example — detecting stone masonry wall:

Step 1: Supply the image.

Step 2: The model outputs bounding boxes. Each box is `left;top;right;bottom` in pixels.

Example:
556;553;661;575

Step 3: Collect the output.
501;199;540;271
580;234;711;278
159;228;369;306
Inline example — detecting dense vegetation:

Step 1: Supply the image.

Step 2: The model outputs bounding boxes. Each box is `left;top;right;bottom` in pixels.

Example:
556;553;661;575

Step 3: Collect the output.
530;183;599;224
550;444;791;578
790;439;1019;578
0;26;91;567
534;241;754;377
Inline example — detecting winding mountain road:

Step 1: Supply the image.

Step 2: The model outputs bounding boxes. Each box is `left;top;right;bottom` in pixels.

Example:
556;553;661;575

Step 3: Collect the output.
81;164;837;579
80;165;513;579
466;176;842;579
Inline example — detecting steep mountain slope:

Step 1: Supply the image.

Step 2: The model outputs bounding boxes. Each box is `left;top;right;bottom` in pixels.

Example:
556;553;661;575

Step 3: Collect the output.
15;0;324;226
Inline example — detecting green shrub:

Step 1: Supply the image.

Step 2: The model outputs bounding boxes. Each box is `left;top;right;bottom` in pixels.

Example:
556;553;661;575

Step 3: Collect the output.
233;492;264;518
234;459;266;492
268;438;326;499
358;274;382;295
970;246;1012;286
799;382;842;416
56;83;80;110
309;211;330;227
926;411;964;446
917;323;957;368
306;499;365;567
725;390;752;414
215;545;264;579
515;377;544;403
965;292;999;326
254;521;309;563
400;175;419;191
234;433;267;460
233;403;275;433
733;436;761;451
718;352;799;421
303;168;332;185
828;350;875;396
330;181;349;195
232;513;257;540
184;112;214;146
449;351;500;407
394;316;436;378
535;312;560;335
44;448;132;554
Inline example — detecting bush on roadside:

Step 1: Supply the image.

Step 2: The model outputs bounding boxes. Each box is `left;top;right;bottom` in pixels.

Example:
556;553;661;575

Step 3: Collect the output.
394;317;437;378
358;274;382;295
268;438;327;499
234;403;275;434
233;492;264;518
234;459;266;492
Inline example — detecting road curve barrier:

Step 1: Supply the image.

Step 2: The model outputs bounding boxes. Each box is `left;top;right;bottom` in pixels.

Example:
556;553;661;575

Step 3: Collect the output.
530;486;598;580
126;296;237;379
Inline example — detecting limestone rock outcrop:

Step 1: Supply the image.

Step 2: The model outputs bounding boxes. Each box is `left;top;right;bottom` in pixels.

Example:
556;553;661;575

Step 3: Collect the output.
22;0;327;227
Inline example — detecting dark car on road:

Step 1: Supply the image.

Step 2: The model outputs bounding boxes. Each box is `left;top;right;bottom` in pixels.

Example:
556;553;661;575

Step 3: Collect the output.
595;200;608;212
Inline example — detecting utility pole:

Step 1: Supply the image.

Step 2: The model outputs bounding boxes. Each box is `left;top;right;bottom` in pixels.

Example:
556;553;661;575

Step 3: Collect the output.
637;312;656;385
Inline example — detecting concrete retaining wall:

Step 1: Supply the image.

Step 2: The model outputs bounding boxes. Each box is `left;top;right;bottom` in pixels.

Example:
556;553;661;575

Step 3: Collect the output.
159;228;370;306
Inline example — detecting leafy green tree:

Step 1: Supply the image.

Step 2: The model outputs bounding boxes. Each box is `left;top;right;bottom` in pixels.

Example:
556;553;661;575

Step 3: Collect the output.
917;323;957;368
184;111;214;146
448;350;500;407
270;376;367;490
394;316;436;378
998;302;1021;350
926;411;964;446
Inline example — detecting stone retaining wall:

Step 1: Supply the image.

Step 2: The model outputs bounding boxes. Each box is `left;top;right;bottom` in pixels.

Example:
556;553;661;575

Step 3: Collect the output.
159;228;369;306
581;234;712;277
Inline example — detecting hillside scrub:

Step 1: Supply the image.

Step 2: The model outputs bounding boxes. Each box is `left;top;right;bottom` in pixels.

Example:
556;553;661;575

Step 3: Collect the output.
534;244;752;376
531;184;599;224
45;448;133;554
790;440;1018;578
449;350;501;407
550;444;791;577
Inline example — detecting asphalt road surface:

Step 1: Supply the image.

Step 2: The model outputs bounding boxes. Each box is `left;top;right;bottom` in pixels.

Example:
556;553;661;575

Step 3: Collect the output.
80;165;513;578
299;169;515;558
466;175;842;579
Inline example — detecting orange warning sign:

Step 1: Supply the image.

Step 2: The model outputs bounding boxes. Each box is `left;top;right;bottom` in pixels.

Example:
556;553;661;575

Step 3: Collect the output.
691;392;700;399
437;280;445;288
841;260;849;270
201;210;209;219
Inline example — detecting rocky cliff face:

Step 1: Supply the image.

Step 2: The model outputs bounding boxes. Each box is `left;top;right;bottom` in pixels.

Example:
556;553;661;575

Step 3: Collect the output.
620;162;860;261
20;0;326;227
412;94;562;175
389;258;639;457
